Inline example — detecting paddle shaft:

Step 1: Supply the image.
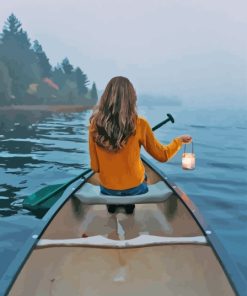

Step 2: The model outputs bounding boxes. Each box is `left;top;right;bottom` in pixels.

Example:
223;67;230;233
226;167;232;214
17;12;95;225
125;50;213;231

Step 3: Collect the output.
30;113;175;206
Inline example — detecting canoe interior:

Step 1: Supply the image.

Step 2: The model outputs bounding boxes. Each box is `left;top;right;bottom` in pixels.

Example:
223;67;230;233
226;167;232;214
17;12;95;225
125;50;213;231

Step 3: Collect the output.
8;162;235;296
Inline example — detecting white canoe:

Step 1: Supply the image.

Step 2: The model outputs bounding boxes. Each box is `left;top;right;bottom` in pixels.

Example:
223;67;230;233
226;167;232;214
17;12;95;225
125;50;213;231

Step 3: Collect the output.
2;156;245;296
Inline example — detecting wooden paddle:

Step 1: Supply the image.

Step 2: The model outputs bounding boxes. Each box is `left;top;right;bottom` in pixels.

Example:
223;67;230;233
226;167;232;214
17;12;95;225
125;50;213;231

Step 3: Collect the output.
23;113;175;209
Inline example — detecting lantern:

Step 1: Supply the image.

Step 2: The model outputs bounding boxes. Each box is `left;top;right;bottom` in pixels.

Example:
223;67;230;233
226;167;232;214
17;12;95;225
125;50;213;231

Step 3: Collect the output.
182;142;195;170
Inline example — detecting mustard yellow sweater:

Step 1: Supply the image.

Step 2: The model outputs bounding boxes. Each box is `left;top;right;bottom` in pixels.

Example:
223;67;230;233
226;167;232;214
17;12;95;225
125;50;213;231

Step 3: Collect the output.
89;116;183;190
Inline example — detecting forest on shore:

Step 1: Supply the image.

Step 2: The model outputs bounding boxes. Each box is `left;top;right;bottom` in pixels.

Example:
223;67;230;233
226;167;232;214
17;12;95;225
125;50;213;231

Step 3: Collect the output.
0;14;98;106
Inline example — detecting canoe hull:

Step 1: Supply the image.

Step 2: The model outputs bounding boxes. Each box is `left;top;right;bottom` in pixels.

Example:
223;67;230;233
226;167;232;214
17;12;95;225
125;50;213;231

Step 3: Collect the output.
2;156;245;296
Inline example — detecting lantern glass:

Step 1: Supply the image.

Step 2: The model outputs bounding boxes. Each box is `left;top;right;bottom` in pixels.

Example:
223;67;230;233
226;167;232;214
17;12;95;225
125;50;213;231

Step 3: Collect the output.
182;143;195;170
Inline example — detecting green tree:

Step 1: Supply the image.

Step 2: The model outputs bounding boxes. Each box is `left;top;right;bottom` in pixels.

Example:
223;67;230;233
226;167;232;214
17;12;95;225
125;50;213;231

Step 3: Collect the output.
51;64;67;88
0;61;12;105
36;80;58;104
0;14;41;103
32;40;52;77
90;82;98;103
74;67;89;96
1;14;31;50
0;13;22;42
60;79;78;104
61;57;73;75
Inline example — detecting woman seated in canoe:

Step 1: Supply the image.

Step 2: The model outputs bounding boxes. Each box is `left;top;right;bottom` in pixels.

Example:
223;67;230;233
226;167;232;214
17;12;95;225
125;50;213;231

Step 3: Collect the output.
89;76;192;214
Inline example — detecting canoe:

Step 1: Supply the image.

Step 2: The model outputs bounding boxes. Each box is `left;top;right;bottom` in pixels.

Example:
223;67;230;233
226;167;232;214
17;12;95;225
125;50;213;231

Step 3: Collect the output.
1;155;246;296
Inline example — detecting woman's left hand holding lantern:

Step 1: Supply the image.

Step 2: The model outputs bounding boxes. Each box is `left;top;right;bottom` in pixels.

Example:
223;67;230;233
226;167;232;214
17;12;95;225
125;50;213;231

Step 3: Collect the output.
178;135;192;144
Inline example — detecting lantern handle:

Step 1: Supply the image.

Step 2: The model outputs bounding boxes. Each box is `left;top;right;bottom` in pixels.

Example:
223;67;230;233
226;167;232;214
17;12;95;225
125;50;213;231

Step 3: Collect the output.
183;141;194;154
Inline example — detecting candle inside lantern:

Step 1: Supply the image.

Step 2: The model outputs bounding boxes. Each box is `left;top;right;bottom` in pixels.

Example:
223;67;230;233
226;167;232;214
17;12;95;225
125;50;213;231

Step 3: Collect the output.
182;153;195;170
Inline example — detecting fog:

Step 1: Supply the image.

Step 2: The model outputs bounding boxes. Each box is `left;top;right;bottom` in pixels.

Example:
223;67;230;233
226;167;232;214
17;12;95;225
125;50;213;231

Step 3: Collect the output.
1;0;246;107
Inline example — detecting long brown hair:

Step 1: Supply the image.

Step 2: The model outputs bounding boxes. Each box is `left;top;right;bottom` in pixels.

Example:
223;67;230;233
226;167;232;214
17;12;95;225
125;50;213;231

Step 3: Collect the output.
90;76;138;152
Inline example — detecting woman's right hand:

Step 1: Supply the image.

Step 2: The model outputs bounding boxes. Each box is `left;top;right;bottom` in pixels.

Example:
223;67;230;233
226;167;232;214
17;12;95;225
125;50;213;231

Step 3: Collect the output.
179;135;192;144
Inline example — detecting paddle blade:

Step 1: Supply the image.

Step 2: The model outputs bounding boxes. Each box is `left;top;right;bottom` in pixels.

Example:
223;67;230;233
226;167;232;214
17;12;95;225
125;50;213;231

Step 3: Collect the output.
23;184;64;209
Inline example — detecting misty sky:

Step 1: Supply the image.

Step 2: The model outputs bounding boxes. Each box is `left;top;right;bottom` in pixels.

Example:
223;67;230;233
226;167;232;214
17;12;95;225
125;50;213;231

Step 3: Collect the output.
1;0;247;107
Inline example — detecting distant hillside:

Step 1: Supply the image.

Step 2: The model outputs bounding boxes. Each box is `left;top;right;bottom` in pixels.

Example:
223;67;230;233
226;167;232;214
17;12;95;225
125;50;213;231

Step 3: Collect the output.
0;14;98;106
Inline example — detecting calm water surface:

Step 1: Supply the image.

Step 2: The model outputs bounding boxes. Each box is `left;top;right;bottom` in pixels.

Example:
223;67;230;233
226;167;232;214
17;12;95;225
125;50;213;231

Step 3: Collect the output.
0;104;246;283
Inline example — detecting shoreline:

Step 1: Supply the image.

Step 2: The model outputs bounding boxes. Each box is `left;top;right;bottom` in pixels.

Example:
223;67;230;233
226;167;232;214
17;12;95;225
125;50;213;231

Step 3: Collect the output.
0;105;93;113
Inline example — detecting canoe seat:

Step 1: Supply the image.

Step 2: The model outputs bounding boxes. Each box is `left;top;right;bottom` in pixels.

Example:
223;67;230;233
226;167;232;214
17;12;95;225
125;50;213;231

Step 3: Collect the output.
74;181;173;204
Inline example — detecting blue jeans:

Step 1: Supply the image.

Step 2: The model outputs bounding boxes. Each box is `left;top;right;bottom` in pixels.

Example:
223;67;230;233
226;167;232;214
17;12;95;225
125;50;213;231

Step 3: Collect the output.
100;174;148;196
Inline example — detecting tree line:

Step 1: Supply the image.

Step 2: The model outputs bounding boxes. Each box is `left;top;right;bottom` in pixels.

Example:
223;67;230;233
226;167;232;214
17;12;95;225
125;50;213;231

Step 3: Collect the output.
0;14;98;106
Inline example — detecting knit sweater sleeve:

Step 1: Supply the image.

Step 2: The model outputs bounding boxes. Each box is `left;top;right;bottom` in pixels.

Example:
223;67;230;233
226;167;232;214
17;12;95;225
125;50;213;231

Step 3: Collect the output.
140;117;183;162
88;126;100;172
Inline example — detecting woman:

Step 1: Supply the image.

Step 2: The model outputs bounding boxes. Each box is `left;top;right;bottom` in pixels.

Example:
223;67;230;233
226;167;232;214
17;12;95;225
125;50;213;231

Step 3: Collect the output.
89;76;192;214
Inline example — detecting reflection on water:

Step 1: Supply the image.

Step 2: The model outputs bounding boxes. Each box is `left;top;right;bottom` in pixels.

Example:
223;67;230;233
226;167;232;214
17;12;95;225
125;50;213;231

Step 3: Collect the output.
0;110;91;217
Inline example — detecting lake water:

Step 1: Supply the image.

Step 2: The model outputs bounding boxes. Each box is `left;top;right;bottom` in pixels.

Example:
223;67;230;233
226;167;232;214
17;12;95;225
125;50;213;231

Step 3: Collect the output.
0;103;247;284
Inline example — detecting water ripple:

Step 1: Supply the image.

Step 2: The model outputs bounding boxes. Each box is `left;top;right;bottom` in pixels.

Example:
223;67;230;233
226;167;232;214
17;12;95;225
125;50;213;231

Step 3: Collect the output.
1;107;247;282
